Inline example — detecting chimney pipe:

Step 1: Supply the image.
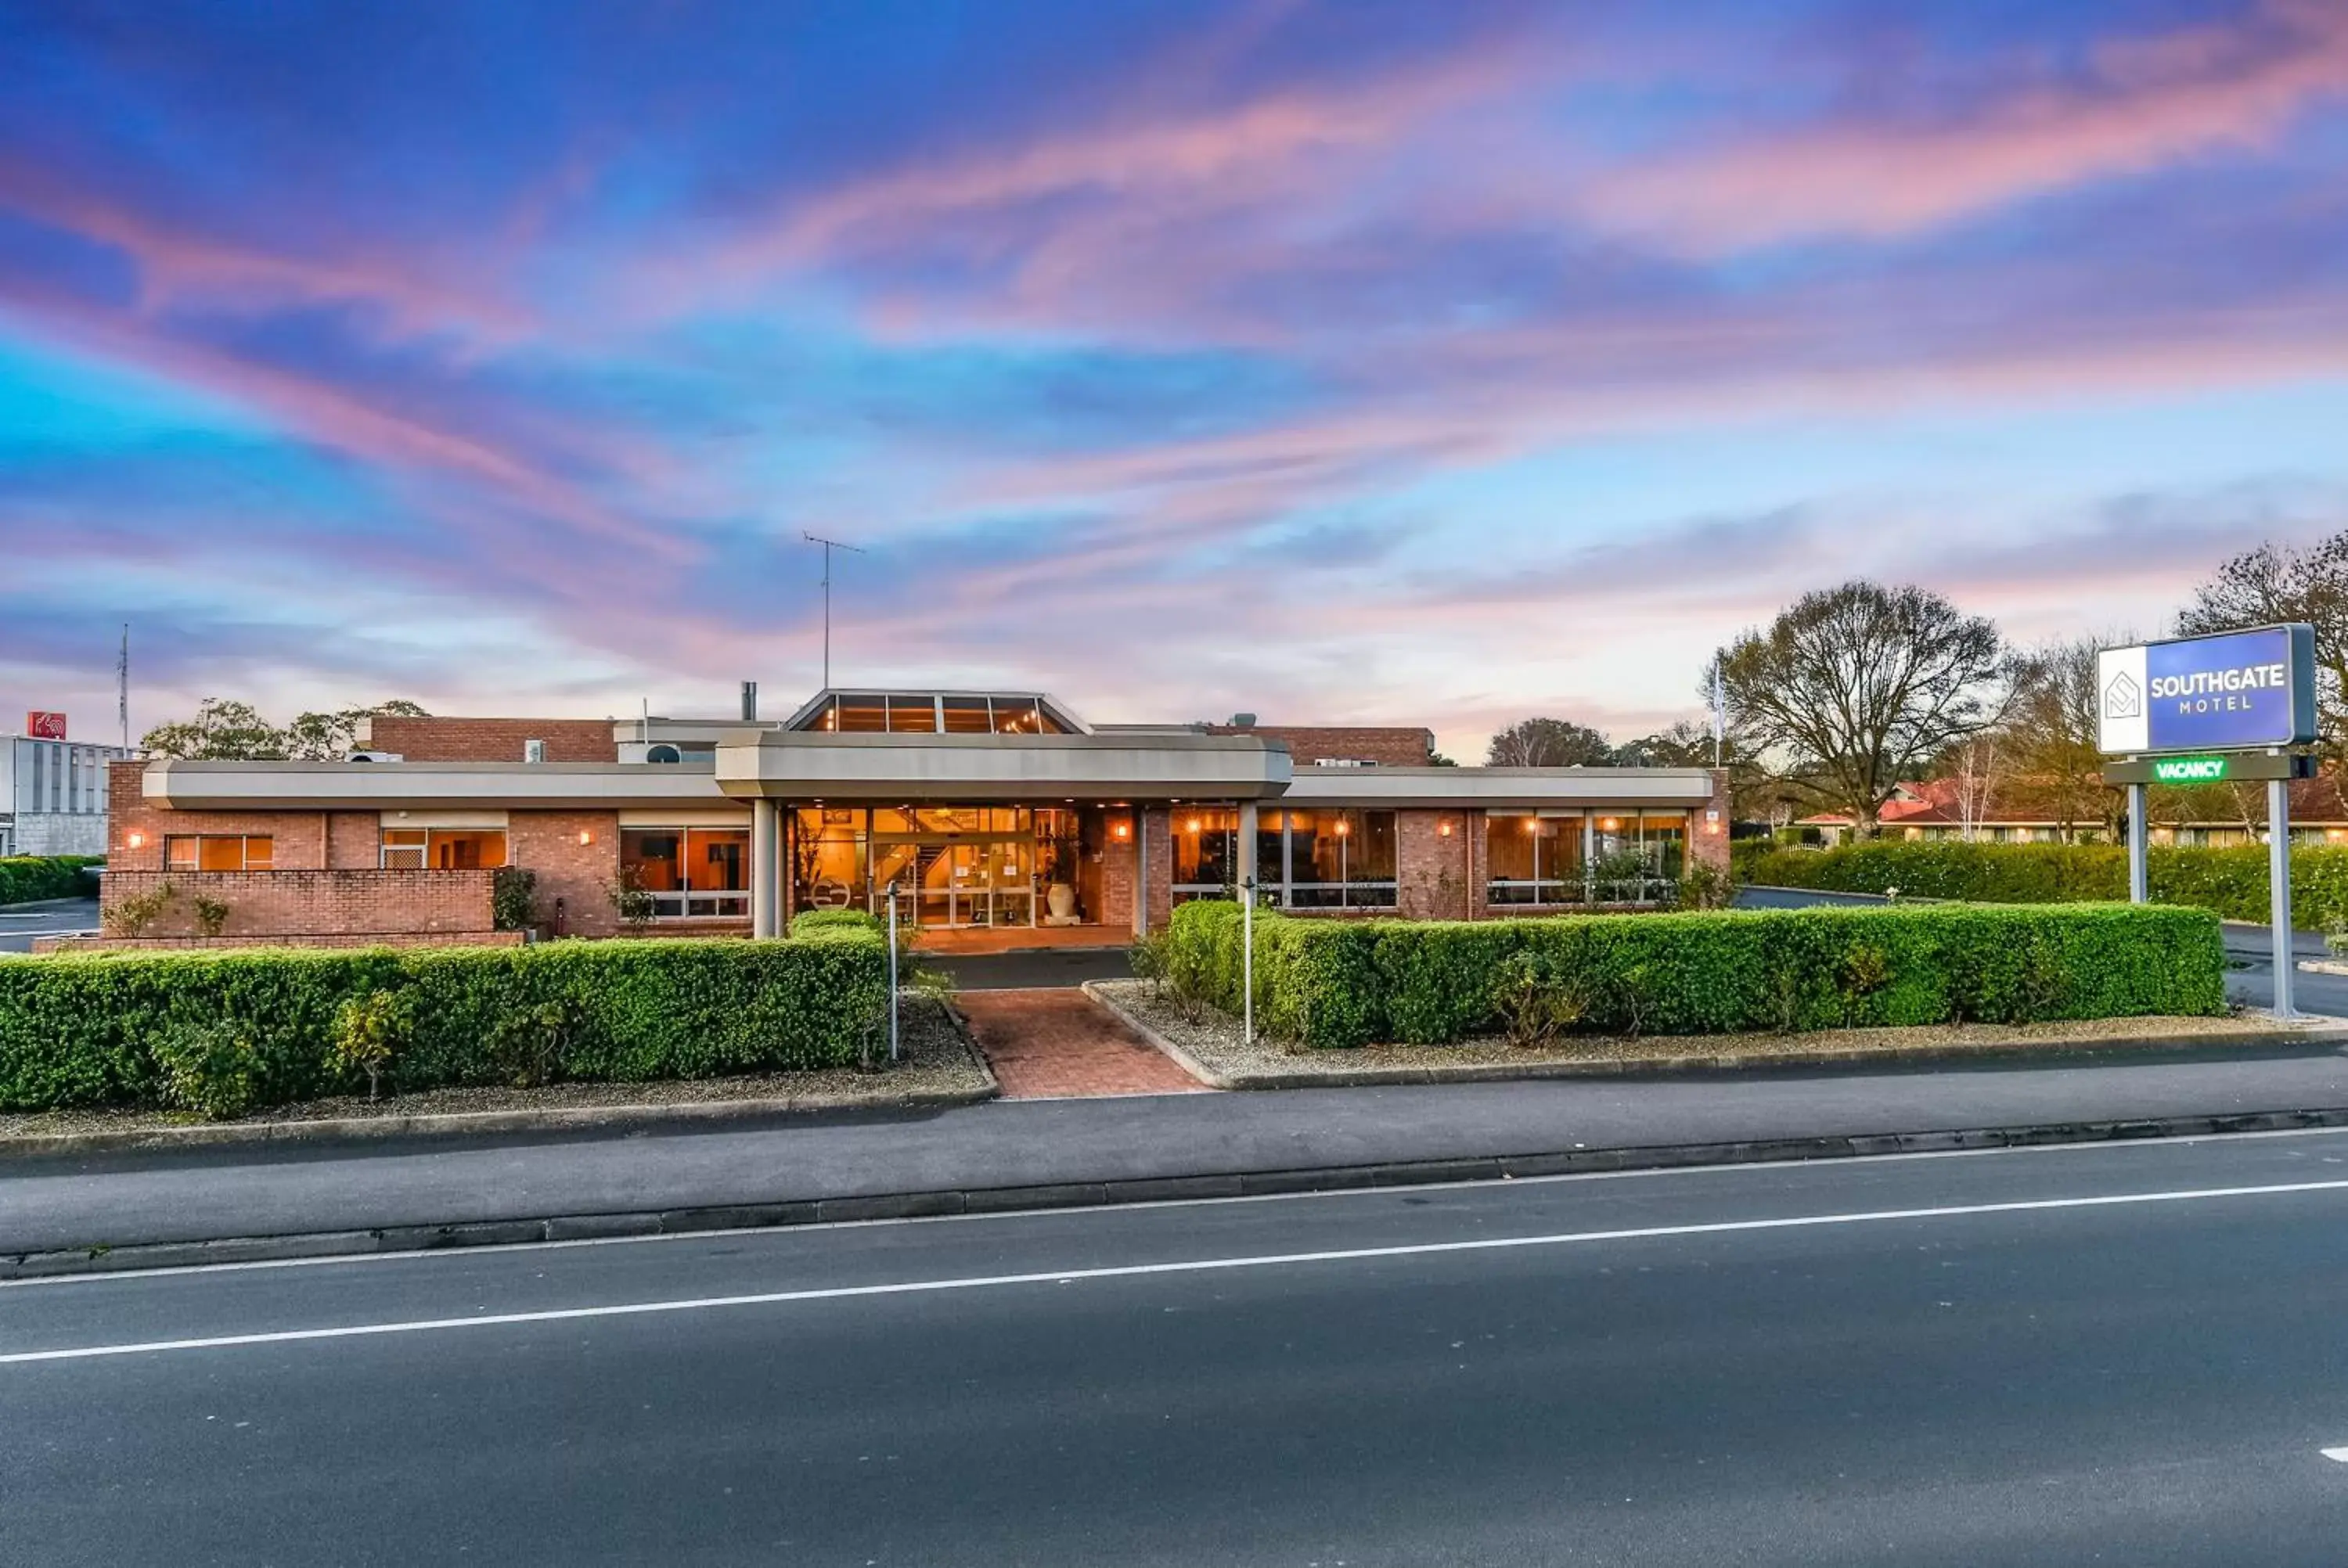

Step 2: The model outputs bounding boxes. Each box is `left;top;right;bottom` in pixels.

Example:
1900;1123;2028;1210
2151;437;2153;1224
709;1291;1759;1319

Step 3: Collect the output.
740;681;758;721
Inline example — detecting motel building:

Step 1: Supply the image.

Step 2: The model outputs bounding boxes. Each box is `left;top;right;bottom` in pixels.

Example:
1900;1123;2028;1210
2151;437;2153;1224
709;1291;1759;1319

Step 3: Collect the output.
94;687;1730;949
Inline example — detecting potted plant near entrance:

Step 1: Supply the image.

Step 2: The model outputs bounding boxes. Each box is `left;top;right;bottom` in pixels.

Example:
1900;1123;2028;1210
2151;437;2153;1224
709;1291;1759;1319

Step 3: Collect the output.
1040;814;1082;924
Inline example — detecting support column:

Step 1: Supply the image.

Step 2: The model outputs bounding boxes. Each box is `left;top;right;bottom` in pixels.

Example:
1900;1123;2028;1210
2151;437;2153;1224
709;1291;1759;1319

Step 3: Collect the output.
1133;808;1149;937
2271;775;2295;1020
2126;782;2148;904
751;797;781;939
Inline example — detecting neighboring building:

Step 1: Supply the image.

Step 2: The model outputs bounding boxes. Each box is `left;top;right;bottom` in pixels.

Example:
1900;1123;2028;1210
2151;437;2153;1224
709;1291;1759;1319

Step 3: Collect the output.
95;685;1730;947
2;732;134;857
1797;772;2348;848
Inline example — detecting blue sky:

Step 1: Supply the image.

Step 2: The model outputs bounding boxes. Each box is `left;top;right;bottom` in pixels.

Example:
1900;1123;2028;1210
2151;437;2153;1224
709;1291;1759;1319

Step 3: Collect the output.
2;0;2345;757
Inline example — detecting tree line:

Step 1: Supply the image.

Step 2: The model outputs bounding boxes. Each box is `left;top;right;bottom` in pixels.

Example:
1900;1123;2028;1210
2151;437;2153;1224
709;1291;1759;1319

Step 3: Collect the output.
140;698;433;761
1485;528;2348;839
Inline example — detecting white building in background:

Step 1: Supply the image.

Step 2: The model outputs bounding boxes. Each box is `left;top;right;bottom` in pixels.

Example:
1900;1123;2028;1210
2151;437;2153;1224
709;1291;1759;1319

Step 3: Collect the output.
0;735;131;857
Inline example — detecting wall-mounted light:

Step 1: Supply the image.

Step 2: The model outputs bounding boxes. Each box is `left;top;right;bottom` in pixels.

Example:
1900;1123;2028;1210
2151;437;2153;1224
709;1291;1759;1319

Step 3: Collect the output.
1600;817;1619;831
1522;818;1538;835
1185;818;1202;834
126;831;145;849
1112;820;1131;841
578;829;595;847
1334;819;1350;837
1438;820;1454;838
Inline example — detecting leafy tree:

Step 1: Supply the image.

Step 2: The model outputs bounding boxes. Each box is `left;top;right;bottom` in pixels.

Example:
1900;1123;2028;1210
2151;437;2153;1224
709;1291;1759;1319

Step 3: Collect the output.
140;699;290;760
1486;717;1612;768
2177;532;2348;760
142;698;430;760
1715;580;2002;837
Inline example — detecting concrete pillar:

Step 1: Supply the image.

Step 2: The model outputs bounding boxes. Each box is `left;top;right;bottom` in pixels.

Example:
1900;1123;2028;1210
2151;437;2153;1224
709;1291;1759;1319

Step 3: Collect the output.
751;797;781;938
1133;807;1149;937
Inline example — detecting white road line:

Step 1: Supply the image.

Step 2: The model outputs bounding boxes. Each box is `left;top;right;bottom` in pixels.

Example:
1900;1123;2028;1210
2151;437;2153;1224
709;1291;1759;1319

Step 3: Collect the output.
12;1121;2348;1291
9;1175;2348;1365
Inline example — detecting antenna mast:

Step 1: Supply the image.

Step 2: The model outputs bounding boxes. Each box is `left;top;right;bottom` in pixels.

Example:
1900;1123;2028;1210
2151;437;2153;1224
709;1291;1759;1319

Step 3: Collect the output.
801;533;866;689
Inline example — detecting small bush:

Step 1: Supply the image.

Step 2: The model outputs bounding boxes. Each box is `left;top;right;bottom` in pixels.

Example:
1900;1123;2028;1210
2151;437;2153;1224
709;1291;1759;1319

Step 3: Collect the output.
104;880;177;937
0;933;891;1117
192;895;231;937
1167;901;2227;1048
790;908;884;937
492;867;539;932
331;989;412;1100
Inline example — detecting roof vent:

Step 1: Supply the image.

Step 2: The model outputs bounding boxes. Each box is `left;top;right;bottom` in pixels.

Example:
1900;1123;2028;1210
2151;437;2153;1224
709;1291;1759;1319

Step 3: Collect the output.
740;680;758;721
1230;712;1257;727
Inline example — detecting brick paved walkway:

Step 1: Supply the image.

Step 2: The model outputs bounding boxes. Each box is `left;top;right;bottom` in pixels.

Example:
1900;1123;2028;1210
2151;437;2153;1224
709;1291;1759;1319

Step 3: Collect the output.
958;988;1210;1099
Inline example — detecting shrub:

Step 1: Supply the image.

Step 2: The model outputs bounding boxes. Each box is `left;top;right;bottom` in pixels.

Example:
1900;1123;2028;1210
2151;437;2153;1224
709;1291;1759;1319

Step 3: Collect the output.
103;880;177;937
790;907;884;937
1168;901;2226;1048
0;932;890;1117
492;867;539;932
606;869;656;933
0;855;104;905
330;988;412;1100
192;895;231;937
152;1020;261;1120
1743;840;2348;930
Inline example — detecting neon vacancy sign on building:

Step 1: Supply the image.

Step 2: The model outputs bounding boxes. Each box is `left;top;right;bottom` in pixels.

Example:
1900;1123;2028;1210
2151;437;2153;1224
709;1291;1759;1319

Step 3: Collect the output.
2096;624;2317;757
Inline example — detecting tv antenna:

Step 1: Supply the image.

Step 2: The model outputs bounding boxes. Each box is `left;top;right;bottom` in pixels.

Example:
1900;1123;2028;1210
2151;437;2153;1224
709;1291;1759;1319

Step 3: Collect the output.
802;533;864;689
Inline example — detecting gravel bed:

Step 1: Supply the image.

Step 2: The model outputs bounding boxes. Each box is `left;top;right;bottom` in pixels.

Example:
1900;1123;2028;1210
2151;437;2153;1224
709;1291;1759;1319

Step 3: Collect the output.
1092;979;2333;1088
0;994;992;1139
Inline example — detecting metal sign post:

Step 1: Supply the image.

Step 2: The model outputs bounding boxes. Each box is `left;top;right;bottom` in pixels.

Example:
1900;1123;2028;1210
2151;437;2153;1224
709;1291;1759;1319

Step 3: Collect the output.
2126;782;2148;904
887;885;902;1063
2271;775;2295;1020
1242;875;1255;1045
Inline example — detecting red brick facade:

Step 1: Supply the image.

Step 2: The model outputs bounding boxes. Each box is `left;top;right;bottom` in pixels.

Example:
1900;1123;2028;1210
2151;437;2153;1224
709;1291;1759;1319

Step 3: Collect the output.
1204;724;1433;766
99;869;496;940
356;715;616;762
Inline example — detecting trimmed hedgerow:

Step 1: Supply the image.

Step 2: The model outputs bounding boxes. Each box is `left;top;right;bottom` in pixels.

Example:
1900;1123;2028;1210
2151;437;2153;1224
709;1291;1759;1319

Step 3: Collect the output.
0;932;890;1116
790;907;886;937
1161;897;2227;1050
1743;841;2348;930
0;855;103;906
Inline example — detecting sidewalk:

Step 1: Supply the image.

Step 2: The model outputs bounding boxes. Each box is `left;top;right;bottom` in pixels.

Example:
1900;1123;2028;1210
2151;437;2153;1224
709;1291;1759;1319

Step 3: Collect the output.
9;1042;2348;1274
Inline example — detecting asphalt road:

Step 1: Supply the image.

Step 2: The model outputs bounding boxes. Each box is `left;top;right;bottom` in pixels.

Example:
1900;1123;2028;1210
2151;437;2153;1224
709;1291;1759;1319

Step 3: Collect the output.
13;1131;2348;1565
0;896;97;953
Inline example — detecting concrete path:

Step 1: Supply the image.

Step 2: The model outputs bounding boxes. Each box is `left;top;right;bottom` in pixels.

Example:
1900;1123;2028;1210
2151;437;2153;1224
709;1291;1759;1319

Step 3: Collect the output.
9;1043;2348;1257
956;987;1208;1098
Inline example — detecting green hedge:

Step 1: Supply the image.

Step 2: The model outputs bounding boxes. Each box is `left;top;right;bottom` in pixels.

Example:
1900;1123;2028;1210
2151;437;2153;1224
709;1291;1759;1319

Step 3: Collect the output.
790;907;885;937
1742;841;2348;930
1161;898;2226;1049
0;855;103;905
0;933;890;1117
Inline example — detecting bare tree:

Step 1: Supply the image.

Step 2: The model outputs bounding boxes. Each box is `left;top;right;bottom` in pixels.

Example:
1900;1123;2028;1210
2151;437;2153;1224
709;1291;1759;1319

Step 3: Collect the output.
2004;636;2120;843
1943;731;2004;843
1486;717;1612;767
2178;532;2348;760
1715;581;2002;836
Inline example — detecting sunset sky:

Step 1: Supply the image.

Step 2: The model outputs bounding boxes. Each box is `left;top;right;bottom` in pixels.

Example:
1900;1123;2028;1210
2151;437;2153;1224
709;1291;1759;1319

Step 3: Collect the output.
4;0;2346;758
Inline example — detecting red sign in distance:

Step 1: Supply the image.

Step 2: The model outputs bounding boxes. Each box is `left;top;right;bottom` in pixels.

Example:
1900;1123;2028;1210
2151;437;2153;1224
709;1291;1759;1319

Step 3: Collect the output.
25;711;66;739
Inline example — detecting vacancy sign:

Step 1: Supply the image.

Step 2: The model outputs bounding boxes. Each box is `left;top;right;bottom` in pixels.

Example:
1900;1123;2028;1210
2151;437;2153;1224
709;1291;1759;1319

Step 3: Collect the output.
24;711;65;740
2096;624;2317;756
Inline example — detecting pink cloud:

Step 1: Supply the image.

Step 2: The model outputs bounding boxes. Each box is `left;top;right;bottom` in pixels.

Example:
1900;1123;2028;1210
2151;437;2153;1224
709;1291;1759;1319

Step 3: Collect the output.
1578;0;2348;251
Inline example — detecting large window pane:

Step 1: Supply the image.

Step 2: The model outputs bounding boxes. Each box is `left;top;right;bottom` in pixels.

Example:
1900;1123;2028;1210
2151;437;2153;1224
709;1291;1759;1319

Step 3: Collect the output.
884;695;937;732
621;829;686;891
834;696;887;732
941;698;992;734
686;828;748;890
791;807;866;910
1173;807;1239;898
1287;808;1397;909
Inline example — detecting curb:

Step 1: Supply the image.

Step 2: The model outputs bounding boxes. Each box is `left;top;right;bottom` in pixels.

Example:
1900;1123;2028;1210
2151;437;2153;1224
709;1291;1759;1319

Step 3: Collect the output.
0;1073;999;1161
13;1105;2348;1281
1081;981;2348;1091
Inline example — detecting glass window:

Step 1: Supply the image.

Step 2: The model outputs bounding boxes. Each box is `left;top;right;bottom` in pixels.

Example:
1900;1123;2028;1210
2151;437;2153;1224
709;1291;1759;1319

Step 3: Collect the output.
1173;807;1240;900
1486;814;1583;905
884;695;938;732
380;828;427;870
790;807;867;912
1284;808;1397;910
992;699;1043;733
621;829;685;891
687;828;747;891
834;696;887;732
941;698;992;734
166;835;272;871
380;829;505;869
29;746;41;813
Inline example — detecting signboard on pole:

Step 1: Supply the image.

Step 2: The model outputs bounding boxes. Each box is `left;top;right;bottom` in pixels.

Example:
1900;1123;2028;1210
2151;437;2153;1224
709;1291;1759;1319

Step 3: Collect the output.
2095;624;2316;756
25;711;65;740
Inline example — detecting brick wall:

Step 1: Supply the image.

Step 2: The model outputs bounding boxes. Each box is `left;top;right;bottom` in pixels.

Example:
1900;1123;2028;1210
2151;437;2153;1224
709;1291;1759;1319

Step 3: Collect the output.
41;931;524;954
109;761;330;870
358;716;615;762
509;810;621;937
1691;769;1733;878
1395;807;1475;920
1205;724;1433;766
99;869;496;940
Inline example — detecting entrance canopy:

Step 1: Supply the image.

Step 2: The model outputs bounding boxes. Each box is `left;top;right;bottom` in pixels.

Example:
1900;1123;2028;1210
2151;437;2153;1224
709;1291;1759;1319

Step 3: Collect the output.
715;730;1291;803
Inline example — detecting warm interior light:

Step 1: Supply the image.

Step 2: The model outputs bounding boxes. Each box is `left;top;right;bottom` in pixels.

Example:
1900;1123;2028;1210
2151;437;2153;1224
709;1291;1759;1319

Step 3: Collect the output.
1601;818;1619;831
1522;818;1538;834
1186;818;1202;834
1334;819;1350;836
